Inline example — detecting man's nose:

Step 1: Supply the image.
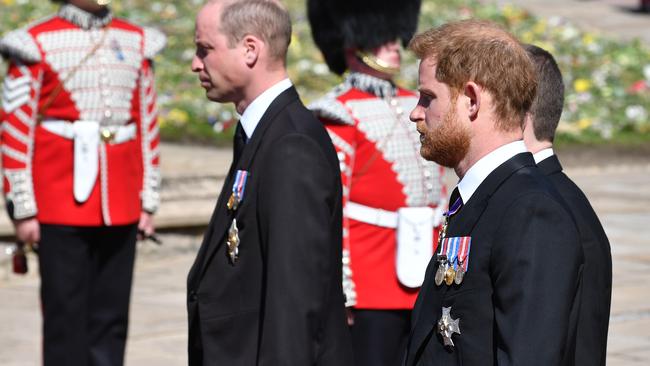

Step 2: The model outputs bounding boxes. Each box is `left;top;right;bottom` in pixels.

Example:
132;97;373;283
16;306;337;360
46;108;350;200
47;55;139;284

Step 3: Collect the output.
191;55;202;72
410;105;423;123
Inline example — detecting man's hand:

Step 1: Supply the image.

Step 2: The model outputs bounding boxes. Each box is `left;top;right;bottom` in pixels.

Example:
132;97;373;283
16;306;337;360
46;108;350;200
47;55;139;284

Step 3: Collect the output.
14;217;40;244
137;211;155;241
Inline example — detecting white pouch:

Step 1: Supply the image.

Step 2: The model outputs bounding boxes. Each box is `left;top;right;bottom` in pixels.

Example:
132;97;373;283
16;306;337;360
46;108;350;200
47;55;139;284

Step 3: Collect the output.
396;207;435;288
73;121;100;203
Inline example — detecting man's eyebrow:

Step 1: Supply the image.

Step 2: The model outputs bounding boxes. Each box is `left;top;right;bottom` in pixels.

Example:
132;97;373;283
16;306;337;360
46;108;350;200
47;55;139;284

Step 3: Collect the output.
418;87;435;96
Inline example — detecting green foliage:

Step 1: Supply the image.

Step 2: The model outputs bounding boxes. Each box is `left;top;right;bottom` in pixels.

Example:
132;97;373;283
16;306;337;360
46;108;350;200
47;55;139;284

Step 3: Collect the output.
1;0;649;143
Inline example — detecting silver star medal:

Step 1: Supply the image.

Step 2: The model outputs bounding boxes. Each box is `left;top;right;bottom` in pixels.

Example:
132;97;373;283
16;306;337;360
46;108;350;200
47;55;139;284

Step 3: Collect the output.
226;219;240;264
438;307;461;347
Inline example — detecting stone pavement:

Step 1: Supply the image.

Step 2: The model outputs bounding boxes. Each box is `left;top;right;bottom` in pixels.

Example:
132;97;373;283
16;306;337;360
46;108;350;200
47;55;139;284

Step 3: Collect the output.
0;143;649;365
503;0;650;45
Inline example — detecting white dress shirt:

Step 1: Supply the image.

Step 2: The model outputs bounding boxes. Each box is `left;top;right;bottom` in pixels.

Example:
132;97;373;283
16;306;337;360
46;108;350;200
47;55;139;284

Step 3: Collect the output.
239;78;293;139
456;140;528;203
532;147;554;164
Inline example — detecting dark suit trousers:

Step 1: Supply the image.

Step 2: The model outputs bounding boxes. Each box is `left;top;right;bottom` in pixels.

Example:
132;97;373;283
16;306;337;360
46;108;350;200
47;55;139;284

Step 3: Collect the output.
351;309;411;366
38;224;137;366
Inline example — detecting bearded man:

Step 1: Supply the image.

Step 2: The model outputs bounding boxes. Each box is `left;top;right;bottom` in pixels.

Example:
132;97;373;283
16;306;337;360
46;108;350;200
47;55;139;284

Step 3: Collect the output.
0;0;164;364
405;20;584;366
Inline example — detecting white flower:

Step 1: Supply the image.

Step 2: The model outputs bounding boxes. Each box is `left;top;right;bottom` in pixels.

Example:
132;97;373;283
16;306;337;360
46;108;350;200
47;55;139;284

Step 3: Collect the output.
625;105;648;122
561;26;579;41
576;92;593;103
586;42;602;54
592;68;607;88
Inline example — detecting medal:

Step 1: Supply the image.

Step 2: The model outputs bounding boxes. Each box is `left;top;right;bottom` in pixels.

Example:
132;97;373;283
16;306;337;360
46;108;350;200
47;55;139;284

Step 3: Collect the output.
227;170;249;211
110;39;125;61
434;235;451;286
226;193;239;211
454;262;465;285
439;235;472;286
455;236;472;284
438;307;461;347
226;219;240;264
444;265;456;286
434;258;447;286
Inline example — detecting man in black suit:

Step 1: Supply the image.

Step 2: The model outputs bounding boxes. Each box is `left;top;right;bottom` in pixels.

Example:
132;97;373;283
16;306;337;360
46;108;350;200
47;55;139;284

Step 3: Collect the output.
404;20;584;365
523;44;612;366
186;1;353;365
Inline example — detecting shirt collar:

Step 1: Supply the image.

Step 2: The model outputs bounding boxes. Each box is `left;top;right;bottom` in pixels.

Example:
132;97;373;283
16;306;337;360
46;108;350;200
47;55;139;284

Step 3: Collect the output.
457;140;527;203
533;147;554;164
58;3;113;30
239;79;292;139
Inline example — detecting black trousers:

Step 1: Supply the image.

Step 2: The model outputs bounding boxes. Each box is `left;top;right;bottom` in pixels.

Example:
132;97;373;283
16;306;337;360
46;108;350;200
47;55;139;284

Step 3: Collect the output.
350;309;411;366
38;224;137;366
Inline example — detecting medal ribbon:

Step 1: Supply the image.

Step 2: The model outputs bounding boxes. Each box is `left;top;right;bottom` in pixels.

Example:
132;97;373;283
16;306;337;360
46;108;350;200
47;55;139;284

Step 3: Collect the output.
456;236;472;271
232;170;249;203
447;237;459;270
438;237;450;257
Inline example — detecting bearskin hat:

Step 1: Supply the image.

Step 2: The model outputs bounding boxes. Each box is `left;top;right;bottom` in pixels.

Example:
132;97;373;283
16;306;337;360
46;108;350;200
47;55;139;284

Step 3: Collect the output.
307;0;421;75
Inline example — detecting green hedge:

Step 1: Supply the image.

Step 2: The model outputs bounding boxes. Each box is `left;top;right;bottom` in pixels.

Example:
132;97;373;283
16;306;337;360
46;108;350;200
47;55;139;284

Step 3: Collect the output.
2;0;649;144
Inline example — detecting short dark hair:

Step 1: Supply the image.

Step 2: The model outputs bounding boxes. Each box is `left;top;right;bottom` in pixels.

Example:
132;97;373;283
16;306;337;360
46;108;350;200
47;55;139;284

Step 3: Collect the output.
525;44;565;143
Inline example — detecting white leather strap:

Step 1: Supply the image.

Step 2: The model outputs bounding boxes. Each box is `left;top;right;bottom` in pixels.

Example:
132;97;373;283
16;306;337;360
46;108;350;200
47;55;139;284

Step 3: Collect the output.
73;122;99;203
40;120;137;203
41;120;136;144
345;201;398;228
345;201;446;229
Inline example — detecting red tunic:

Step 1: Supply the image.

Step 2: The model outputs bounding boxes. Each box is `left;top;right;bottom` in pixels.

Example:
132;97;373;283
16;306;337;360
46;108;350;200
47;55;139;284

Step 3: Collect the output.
0;5;164;226
310;73;446;309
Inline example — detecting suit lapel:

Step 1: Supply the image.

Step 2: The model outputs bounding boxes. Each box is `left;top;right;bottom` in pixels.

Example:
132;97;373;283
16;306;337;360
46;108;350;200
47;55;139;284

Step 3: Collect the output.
187;160;238;288
407;153;536;364
194;87;300;282
536;154;563;176
447;153;536;235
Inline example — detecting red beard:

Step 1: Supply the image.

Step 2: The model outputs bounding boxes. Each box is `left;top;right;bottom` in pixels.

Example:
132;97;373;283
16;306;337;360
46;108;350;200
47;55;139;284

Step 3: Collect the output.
418;107;471;168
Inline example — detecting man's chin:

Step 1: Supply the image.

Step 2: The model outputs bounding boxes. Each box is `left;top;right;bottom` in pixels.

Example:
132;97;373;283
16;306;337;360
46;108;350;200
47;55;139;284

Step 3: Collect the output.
420;145;462;168
205;91;224;103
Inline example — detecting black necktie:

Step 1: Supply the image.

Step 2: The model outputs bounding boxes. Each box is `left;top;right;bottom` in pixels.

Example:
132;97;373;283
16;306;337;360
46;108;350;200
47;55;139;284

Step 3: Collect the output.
233;121;246;164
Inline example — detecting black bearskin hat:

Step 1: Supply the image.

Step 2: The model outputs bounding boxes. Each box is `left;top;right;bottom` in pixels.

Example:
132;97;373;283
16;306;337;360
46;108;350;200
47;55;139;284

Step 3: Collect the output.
307;0;421;75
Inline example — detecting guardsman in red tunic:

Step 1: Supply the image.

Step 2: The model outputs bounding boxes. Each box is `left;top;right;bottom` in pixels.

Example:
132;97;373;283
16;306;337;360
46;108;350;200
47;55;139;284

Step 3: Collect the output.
0;0;164;364
307;1;445;364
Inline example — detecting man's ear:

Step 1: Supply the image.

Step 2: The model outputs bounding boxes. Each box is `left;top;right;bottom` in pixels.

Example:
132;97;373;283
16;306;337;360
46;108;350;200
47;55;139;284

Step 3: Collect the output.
464;82;481;121
242;35;261;67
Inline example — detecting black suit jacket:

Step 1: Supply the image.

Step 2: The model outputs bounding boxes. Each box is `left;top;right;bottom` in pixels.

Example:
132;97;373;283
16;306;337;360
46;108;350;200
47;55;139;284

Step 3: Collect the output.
405;152;584;366
186;87;353;366
538;154;612;366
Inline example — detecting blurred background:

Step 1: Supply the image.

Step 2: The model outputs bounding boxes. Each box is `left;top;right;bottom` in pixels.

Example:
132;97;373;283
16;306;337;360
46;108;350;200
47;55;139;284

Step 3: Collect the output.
1;0;648;145
0;0;648;365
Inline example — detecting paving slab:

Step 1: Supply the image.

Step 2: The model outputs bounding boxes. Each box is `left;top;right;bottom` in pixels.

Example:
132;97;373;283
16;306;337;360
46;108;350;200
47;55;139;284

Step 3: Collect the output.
502;0;650;45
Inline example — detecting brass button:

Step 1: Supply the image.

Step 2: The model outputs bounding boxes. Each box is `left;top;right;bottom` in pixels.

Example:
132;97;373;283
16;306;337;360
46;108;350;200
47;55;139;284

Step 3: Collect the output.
100;129;115;142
